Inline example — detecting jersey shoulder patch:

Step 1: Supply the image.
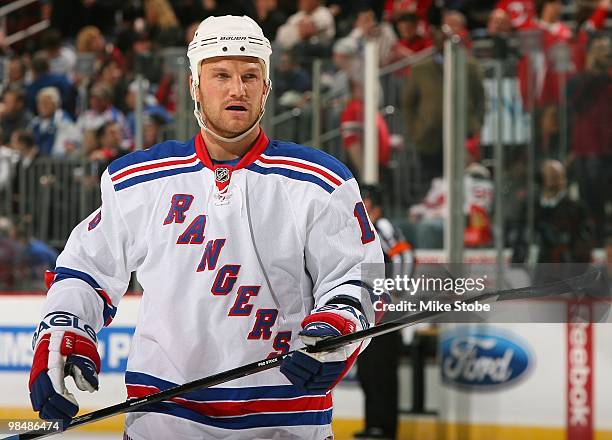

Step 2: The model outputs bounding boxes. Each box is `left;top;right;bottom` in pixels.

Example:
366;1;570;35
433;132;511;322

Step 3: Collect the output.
248;140;353;194
107;139;203;191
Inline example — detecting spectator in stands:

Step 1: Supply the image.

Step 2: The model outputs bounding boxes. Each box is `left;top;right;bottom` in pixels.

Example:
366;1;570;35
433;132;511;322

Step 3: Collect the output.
340;78;391;184
40;28;77;78
143;0;184;48
30;87;81;157
0;89;32;145
77;83;127;153
442;10;471;48
408;144;494;249
276;0;336;69
5;56;27;92
10;130;41;217
354;183;414;440
495;0;535;30
325;37;360;98
142;113;167;150
76;26;106;58
388;0;433;32
512;159;593;267
0;128;19;192
396;12;433;53
571;0;609;72
567;35;611;246
76;26;125;70
95;58;129;113
26;52;76;118
402;22;485;187
516;0;607;159
255;0;288;41
325;0;356;38
345;6;411;67
128;29;165;84
274;51;312;110
10;130;39;168
89;120;126;166
124;79;173;145
515;0;571;157
0;217;23;290
14;219;58;289
487;8;513;36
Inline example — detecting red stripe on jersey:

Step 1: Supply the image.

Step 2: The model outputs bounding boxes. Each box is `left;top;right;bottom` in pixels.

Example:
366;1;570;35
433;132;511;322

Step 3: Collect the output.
258;156;342;186
44;270;56;289
111;155;198;182
126;385;332;416
194;130;269;170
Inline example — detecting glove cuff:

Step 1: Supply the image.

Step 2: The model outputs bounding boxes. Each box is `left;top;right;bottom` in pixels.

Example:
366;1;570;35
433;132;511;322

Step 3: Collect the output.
302;311;357;336
33;311;98;350
302;303;367;334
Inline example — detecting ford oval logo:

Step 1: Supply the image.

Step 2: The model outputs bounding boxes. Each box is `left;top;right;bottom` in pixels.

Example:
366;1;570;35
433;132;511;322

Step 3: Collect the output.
441;328;534;390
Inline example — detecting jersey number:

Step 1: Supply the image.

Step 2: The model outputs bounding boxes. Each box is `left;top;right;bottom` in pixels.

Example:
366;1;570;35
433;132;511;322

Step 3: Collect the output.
354;202;375;244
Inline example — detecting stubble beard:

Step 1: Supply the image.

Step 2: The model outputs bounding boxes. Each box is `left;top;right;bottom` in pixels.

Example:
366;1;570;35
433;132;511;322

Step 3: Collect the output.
202;105;257;139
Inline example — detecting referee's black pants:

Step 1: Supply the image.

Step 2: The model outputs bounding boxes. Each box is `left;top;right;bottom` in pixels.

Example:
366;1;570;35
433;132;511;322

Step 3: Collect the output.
356;331;402;439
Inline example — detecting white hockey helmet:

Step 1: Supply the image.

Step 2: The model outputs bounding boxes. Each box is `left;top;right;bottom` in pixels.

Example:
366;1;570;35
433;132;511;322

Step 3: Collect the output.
187;16;273;143
188;15;272;88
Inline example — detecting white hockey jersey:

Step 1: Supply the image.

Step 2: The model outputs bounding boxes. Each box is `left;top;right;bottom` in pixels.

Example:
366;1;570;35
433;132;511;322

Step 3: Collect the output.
41;130;384;439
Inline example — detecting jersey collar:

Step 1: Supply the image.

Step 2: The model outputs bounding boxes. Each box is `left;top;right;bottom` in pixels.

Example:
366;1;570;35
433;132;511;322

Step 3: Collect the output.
194;129;269;171
194;129;269;192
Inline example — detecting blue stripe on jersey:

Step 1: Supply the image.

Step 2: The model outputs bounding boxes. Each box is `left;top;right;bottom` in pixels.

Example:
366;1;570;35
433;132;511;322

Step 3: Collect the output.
264;141;353;181
125;371;327;401
53;267;117;324
247;163;335;194
138;402;332;430
344;279;389;305
113;163;204;191
108;139;195;176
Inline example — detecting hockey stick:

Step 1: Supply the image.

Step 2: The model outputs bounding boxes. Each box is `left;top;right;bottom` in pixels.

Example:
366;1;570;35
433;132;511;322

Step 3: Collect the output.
7;268;603;439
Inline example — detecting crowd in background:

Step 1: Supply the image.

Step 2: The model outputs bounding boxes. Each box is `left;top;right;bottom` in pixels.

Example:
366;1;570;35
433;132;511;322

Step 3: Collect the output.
0;0;610;289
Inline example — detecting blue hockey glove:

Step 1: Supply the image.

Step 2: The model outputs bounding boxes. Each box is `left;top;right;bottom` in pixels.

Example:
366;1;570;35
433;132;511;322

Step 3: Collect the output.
280;303;368;394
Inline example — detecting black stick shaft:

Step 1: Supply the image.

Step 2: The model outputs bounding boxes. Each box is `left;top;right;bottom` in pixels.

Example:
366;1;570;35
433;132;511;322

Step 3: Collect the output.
10;269;600;439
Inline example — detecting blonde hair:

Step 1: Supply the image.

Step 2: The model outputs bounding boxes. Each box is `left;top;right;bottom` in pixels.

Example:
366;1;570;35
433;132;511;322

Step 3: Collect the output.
144;0;179;29
76;26;103;53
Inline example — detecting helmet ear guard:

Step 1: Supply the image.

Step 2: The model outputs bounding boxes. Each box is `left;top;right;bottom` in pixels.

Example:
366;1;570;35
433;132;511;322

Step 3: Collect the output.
187;15;273;143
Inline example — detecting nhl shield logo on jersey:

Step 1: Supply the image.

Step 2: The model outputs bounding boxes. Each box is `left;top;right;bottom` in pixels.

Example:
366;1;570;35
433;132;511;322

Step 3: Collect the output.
213;166;233;202
215;167;231;183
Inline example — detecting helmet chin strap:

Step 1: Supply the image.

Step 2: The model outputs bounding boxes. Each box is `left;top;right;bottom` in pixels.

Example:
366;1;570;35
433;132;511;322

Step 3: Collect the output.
192;81;271;145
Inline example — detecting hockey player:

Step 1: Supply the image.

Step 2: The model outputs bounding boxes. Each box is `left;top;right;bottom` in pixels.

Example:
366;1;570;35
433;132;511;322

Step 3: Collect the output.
28;15;384;440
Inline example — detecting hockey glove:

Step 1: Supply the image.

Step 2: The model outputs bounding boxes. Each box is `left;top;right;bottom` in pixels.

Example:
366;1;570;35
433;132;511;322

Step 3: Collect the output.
29;315;101;427
280;303;368;394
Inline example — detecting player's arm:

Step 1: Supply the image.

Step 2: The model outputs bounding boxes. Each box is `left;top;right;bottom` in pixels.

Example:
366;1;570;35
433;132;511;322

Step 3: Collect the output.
281;179;384;393
30;170;144;426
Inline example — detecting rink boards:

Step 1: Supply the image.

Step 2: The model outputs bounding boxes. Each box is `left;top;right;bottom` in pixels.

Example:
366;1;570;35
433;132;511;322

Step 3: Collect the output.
0;294;611;440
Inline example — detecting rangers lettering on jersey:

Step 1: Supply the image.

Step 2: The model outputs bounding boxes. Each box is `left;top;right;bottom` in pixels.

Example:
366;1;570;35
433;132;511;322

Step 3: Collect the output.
38;131;383;439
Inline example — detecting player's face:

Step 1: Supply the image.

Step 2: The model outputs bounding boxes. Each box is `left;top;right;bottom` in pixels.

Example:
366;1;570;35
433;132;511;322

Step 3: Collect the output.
197;56;267;139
